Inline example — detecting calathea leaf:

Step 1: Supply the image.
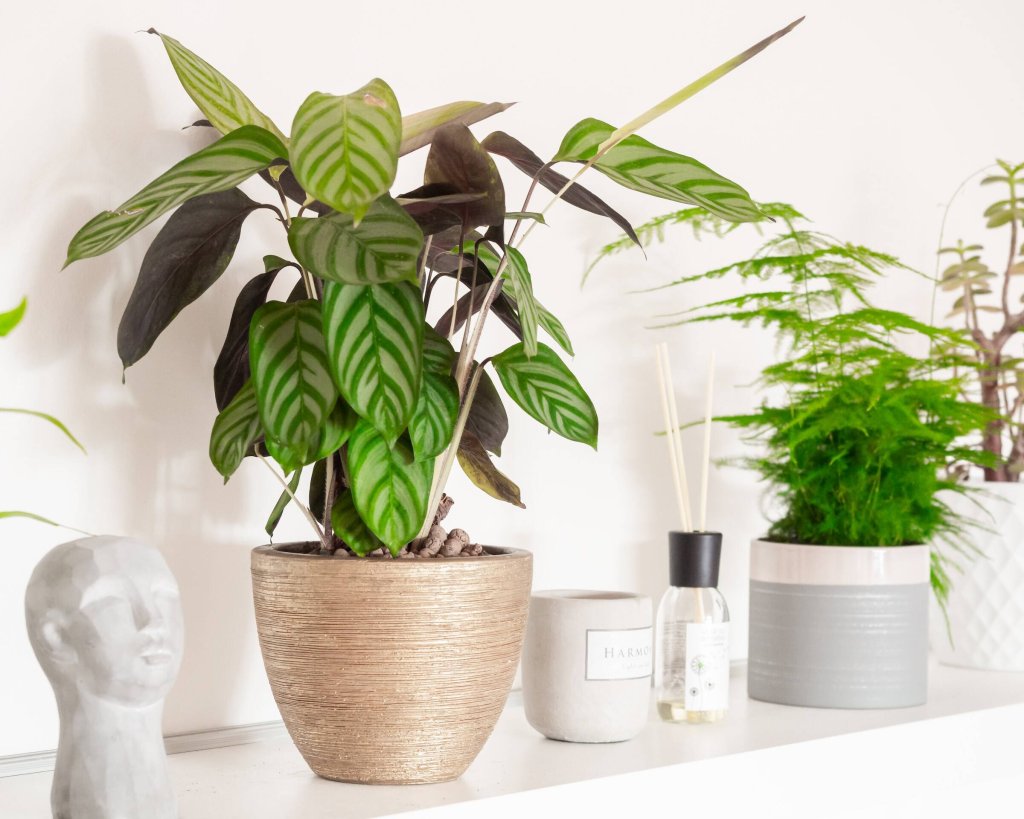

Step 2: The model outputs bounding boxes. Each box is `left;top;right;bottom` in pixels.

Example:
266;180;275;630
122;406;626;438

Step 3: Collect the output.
457;429;525;508
249;300;338;454
396;183;486;235
209;379;262;480
214;255;296;412
288;195;424;285
552;119;761;223
265;437;309;476
312;402;359;461
408;371;459;460
400;101;513;156
423;323;457;375
492;342;598;448
480;131;639;246
537;305;573;357
430;249;523;341
346;420;433;553
65;126;287;264
309;457;327;521
290;79;402;221
150;30;286;141
258;164;332;215
424;124;505;228
321;280;424;441
331;491;384;556
265;466;302;537
465;367;509;456
117;188;261;370
0;298;26;336
495;247;538;356
435;283;491;339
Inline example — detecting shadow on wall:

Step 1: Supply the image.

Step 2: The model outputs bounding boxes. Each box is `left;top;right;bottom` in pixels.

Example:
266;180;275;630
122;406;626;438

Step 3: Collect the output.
24;34;269;731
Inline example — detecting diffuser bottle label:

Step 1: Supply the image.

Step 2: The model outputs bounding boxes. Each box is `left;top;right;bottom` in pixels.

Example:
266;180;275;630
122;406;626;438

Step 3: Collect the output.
585;627;654;680
684;623;729;711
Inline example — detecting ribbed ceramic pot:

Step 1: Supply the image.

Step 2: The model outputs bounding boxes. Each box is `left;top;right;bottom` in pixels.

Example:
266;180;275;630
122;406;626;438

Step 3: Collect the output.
251;545;532;784
932;482;1024;671
748;539;930;709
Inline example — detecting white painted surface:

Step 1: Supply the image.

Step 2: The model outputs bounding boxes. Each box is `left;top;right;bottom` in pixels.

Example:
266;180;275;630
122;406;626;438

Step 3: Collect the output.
3;0;1024;757
0;663;1021;818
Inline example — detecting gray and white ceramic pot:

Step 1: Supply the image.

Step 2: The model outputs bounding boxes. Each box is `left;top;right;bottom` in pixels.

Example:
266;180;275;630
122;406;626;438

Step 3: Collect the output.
747;540;929;709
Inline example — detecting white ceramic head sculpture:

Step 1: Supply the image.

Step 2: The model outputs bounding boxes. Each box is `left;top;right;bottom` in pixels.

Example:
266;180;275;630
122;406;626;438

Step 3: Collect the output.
25;536;183;819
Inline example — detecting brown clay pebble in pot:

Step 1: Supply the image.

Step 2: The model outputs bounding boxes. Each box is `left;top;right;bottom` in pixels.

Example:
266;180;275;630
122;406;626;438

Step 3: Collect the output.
440;537;464;557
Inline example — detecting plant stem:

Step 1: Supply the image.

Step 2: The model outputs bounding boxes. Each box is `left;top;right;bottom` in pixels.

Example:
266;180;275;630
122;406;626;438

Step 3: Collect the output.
256;448;330;550
323;454;336;553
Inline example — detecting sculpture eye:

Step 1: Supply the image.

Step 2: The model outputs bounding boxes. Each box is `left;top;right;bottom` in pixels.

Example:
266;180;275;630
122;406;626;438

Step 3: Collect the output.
153;584;180;600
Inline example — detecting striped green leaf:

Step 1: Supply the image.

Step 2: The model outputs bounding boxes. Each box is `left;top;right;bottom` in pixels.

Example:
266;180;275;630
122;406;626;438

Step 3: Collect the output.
265;466;302;537
249;300;338;456
65;126;286;264
501;247;538;357
0;298;26;336
288;195;423;285
347;420;433;553
313;402;359;460
289;79;401;221
408;371;459;460
553;119;761;223
538;306;573;357
209;379;262;479
330;491;383;556
153;31;285;141
265;437;308;476
492;342;598;448
321;280;424;442
423;324;457;375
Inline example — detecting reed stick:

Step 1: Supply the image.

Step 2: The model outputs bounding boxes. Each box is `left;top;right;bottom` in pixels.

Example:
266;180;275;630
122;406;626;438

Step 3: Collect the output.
655;344;690;531
699;352;716;533
660;344;694;529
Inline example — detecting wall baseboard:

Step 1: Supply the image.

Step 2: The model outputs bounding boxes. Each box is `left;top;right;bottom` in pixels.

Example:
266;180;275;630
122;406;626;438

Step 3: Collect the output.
0;720;289;779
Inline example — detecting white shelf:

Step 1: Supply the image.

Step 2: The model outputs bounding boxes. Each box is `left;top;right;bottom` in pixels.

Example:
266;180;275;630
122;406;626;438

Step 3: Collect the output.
2;662;1023;818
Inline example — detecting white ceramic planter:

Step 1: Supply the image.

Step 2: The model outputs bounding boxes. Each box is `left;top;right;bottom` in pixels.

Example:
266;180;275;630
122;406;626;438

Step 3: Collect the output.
522;591;652;743
932;482;1024;671
748;540;930;709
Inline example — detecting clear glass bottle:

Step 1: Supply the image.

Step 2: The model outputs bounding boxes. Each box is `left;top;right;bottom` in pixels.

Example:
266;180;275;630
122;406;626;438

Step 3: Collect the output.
656;531;730;724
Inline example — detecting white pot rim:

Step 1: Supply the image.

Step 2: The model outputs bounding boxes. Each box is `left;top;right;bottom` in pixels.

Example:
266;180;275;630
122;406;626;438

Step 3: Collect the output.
750;539;930;586
531;589;649;602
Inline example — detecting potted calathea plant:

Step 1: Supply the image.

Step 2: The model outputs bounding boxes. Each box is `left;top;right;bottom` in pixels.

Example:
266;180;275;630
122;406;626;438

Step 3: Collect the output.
65;21;800;782
931;160;1024;671
591;203;991;709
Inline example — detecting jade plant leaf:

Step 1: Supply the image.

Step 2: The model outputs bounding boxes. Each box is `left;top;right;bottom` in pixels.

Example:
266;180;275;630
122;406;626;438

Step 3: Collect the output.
465;368;508;456
0;298;26;337
321;280;424;442
457;430;524;508
151;30;286;141
492;342;598;448
265;466;302;537
553;119;761;223
209;379;262;480
213;255;296;411
117;188;262;369
249;300;338;457
400;101;513;156
289;80;401;221
288;195;424;285
408;371;459;460
330;491;384;556
480;131;639;246
65;126;287;264
346;420;433;553
423;124;505;228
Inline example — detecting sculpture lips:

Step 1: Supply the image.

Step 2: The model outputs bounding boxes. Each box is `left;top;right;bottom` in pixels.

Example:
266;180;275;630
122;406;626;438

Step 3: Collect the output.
141;648;173;665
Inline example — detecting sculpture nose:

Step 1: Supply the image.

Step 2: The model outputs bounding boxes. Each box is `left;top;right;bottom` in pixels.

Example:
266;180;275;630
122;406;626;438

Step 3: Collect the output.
130;593;164;634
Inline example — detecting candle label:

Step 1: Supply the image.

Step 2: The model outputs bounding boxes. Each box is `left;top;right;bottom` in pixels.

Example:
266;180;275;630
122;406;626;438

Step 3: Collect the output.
585;627;654;681
684;623;730;711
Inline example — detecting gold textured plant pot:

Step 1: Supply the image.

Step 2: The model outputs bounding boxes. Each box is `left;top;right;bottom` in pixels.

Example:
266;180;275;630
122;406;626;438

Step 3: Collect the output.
251;545;533;785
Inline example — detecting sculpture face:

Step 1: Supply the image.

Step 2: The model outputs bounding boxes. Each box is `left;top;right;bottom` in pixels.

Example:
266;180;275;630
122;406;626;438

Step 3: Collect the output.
26;536;184;707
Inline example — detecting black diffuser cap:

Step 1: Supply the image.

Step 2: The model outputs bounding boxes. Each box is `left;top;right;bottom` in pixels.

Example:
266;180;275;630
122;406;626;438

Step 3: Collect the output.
669;531;722;588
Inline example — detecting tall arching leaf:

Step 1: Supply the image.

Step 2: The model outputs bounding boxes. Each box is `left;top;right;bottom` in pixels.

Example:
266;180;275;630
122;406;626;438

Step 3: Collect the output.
423;324;457;375
151;30;286;141
209;380;262;480
458;430;525;508
347;420;433;553
265;466;302;537
118;188;261;369
553;119;761;223
289;79;401;221
492;342;598;448
214;255;296;411
321;280;423;441
500;248;538;356
65;126;287;264
330;491;383;556
423;124;505;228
249;300;338;455
400;101;513;156
408;371;459;460
288;195;423;285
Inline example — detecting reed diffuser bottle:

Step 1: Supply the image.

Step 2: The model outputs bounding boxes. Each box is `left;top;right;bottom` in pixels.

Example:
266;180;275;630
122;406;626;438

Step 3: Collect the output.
656;531;730;723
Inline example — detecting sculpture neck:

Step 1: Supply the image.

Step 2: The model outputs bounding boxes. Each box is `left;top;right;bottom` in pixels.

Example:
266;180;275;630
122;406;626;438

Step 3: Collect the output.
52;690;175;819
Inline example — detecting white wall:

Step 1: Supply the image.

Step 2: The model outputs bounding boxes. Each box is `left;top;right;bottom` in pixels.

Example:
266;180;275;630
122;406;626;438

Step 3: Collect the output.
2;0;1022;757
